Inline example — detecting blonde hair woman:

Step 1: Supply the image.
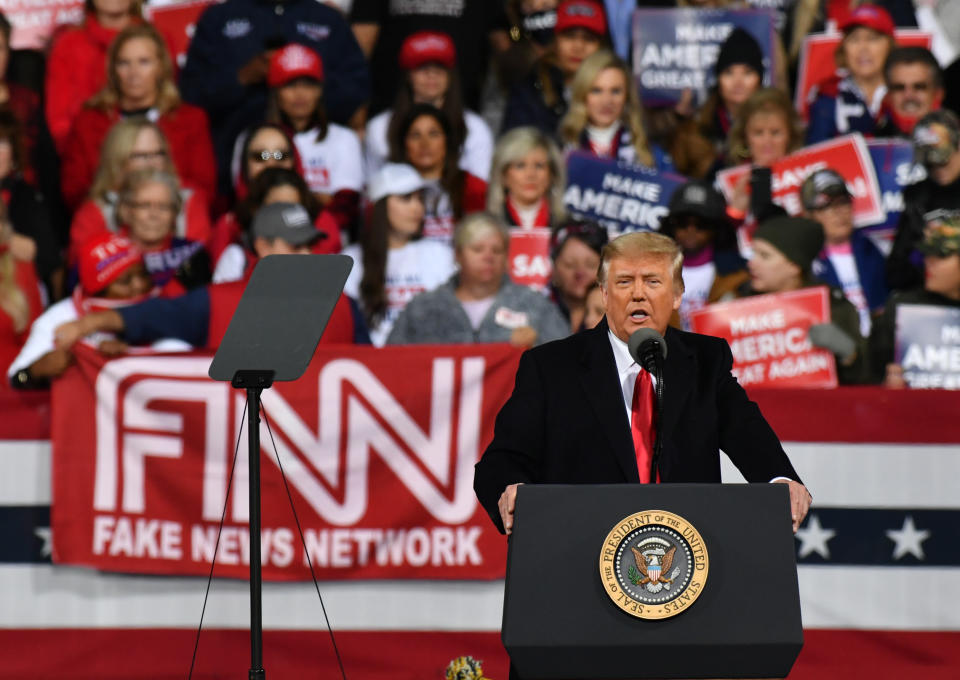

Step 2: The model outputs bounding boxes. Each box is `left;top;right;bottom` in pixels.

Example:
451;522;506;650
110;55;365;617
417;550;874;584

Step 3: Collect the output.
487;127;567;228
60;24;216;210
44;0;147;152
726;87;804;167
560;50;671;170
69;117;211;265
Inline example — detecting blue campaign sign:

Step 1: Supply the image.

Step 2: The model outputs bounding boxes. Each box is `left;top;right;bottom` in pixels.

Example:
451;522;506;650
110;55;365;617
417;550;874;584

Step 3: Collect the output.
631;8;775;107
563;151;688;236
895;304;960;389
864;139;927;236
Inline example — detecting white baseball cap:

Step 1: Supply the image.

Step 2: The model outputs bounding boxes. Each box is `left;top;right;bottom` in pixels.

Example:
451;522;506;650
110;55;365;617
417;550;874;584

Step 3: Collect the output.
368;163;425;203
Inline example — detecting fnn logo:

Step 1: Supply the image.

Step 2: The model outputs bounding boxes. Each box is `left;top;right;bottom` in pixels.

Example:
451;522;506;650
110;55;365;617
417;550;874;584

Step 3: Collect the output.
93;355;486;525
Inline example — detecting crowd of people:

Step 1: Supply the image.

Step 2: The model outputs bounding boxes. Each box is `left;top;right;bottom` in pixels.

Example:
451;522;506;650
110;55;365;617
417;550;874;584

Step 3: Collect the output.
2;0;960;391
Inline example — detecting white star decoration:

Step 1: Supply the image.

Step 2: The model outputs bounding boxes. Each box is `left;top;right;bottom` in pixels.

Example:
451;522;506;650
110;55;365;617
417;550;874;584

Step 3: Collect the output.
795;514;836;559
34;527;52;558
886;515;930;560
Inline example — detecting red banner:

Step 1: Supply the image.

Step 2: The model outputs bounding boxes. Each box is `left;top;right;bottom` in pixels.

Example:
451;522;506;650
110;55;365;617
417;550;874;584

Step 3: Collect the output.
795;29;933;120
689;288;838;388
507;227;552;292
0;0;83;50
50;344;520;580
145;0;221;69
716;134;884;227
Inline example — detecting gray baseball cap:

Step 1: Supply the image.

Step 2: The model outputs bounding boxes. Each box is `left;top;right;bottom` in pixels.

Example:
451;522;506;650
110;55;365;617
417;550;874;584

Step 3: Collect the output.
251;202;325;246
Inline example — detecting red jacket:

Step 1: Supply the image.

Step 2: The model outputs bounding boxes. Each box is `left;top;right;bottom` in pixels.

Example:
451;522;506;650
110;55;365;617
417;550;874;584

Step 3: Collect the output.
69;190;212;264
61;103;217;211
45;15;125;154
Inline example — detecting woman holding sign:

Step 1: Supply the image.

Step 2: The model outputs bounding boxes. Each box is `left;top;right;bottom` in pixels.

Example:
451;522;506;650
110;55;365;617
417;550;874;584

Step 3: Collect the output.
805;5;896;145
741;215;871;384
559;50;674;171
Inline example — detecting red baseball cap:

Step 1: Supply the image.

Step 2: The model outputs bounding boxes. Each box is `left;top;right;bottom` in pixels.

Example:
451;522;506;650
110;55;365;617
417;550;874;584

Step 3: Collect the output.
78;233;143;295
840;4;895;37
267;43;324;88
399;31;456;71
555;0;607;37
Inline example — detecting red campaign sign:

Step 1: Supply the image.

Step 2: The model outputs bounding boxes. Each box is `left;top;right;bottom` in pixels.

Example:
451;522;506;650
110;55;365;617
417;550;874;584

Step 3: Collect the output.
689;288;838;388
795;29;932;120
715;134;884;228
50;344;520;581
0;0;83;50
507;227;552;292
146;0;222;69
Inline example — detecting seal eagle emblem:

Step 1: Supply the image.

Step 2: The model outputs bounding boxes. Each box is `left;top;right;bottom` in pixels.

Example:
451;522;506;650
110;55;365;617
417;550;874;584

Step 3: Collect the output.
599;510;709;620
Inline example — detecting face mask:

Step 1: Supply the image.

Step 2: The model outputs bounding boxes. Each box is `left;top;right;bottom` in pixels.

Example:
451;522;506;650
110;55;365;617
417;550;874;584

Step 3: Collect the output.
522;9;557;46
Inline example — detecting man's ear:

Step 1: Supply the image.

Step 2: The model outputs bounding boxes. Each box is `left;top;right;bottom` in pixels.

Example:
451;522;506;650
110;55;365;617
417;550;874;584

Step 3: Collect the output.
673;289;682;311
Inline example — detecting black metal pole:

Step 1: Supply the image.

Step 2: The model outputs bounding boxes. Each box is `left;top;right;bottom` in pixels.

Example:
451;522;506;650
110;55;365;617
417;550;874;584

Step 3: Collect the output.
651;357;665;484
247;387;265;680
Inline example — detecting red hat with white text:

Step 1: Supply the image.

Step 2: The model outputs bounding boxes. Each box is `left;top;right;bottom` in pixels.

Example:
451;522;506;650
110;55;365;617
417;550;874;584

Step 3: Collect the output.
840;4;895;37
399;31;456;71
555;1;607;37
267;43;324;88
78;233;143;296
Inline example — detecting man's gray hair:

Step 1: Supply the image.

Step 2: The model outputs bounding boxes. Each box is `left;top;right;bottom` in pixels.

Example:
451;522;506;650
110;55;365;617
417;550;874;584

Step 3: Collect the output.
597;231;685;292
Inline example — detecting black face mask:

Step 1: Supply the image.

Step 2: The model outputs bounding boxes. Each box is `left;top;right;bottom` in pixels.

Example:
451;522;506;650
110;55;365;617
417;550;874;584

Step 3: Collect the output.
522;9;557;46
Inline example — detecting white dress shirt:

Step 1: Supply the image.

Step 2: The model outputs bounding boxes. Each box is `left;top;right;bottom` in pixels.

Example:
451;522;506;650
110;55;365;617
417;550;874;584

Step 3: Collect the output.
607;328;655;423
607;327;789;484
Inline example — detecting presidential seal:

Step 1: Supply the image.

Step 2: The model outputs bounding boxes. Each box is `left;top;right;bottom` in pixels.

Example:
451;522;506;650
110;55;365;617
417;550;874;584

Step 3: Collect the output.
598;510;709;620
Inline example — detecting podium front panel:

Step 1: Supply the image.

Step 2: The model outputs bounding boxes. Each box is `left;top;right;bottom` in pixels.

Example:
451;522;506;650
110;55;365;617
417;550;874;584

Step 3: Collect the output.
502;483;803;679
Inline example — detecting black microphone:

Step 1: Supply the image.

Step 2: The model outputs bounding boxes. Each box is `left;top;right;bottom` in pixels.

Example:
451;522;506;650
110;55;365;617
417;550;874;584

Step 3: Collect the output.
627;328;667;374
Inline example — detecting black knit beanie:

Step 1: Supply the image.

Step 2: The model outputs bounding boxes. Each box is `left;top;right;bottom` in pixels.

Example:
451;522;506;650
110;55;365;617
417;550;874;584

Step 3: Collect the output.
753;216;825;272
714;27;764;79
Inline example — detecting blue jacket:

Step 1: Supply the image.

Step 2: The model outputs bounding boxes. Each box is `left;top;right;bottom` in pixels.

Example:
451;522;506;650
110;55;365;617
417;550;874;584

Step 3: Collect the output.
179;0;370;193
812;231;889;313
806;75;882;145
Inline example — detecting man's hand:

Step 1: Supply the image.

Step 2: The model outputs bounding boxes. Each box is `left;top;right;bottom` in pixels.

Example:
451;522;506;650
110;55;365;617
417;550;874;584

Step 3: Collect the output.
775;479;812;533
237;53;272;86
54;319;88;349
884;363;907;389
509;326;537;348
497;483;523;535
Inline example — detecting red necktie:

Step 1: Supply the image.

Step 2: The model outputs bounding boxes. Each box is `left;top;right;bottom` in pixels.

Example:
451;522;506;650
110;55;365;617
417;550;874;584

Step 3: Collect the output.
631;369;657;483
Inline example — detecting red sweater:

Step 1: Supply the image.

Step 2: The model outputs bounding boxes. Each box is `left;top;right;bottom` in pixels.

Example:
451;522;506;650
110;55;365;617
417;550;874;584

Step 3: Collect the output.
69;190;212;264
61;103;217;211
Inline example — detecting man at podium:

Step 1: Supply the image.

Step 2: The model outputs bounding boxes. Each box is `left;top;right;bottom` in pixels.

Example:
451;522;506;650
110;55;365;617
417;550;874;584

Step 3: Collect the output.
474;231;812;536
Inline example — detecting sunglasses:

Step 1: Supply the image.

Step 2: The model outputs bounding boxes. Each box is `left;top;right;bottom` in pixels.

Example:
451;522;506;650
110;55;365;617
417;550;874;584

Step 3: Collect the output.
889;81;931;93
248;149;292;163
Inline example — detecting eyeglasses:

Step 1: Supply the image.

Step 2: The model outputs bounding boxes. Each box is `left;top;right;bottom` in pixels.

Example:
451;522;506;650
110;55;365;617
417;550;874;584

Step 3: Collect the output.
128;150;167;161
248;149;292;162
889;81;931;93
129;201;177;212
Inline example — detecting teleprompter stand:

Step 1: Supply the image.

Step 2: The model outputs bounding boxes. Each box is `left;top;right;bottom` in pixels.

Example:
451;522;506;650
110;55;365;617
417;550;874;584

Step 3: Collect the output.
208;254;352;679
503;483;804;679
